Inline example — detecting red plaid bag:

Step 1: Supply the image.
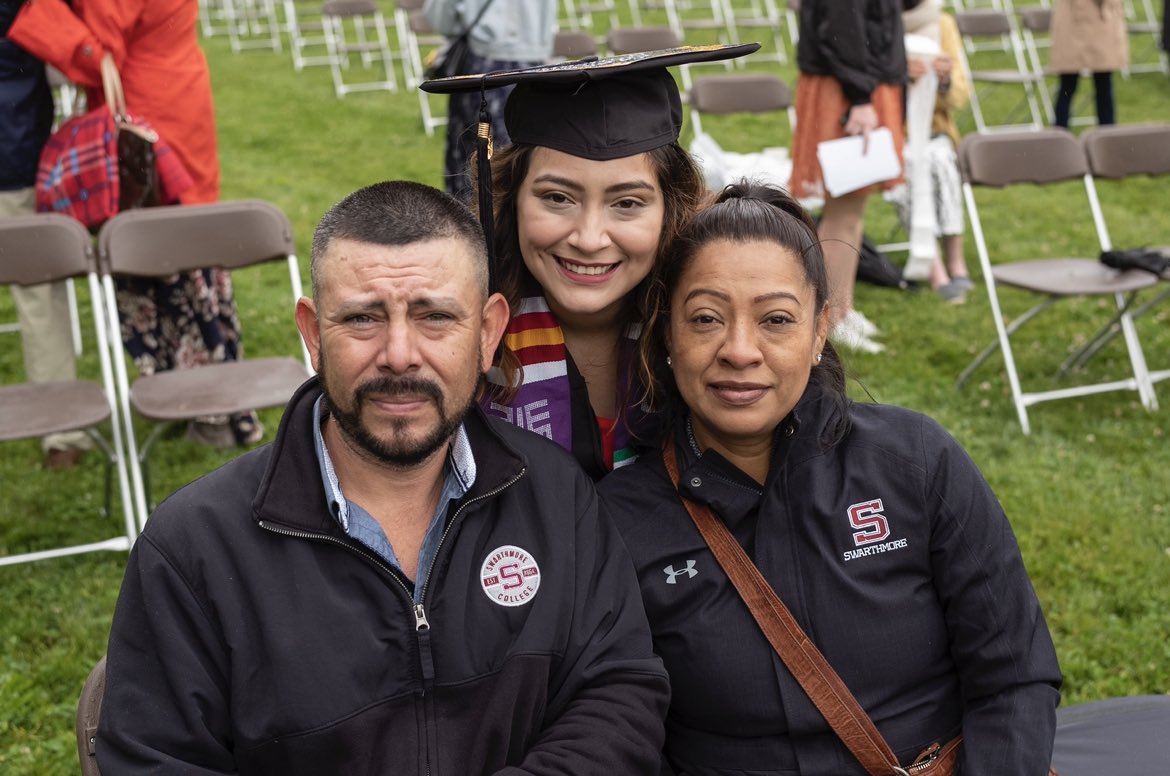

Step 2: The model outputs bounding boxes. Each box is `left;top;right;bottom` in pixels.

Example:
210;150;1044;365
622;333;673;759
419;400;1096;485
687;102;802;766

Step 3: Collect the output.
35;55;192;229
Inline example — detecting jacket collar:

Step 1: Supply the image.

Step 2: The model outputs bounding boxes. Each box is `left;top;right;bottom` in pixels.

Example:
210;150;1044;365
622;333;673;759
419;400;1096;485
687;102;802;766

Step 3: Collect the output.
252;378;527;534
670;382;841;526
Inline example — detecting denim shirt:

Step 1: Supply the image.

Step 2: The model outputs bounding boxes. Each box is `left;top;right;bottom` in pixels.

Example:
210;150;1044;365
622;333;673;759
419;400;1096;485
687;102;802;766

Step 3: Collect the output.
312;397;474;601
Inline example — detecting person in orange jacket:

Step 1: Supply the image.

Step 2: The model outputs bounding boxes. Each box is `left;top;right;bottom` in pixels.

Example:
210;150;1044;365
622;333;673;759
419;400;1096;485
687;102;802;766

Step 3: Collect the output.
10;0;264;447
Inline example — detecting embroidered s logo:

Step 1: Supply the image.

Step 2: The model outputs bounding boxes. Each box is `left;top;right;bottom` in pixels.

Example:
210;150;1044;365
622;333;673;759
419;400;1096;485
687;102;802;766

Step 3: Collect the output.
481;545;541;607
847;499;891;546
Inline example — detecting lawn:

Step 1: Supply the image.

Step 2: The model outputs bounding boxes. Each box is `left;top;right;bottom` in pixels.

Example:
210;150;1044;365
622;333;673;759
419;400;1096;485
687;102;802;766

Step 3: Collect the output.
2;3;1170;773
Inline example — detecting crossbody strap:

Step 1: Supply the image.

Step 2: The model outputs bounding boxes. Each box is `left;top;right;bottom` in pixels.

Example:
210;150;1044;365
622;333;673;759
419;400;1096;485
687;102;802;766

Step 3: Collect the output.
662;441;905;776
457;0;499;38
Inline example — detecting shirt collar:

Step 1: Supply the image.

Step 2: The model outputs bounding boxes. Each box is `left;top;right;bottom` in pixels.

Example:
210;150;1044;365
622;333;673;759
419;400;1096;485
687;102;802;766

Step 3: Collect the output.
311;396;477;530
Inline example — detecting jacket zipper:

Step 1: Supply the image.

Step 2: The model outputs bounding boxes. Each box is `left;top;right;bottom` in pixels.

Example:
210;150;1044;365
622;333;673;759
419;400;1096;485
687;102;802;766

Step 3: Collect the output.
258;465;526;774
415;466;527;614
903;742;941;774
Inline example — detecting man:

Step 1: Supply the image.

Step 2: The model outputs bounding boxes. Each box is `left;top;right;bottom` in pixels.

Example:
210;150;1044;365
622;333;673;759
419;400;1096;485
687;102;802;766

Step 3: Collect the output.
1;0;90;468
97;181;670;774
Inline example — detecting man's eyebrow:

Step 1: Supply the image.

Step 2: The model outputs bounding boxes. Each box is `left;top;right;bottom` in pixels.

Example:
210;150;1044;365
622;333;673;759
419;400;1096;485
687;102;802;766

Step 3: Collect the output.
332;298;382;316
408;295;467;314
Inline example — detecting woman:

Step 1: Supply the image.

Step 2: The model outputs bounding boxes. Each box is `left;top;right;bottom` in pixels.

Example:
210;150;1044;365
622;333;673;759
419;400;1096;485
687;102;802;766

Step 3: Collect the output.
1049;0;1128;127
10;0;262;446
599;182;1062;774
789;0;907;353
887;0;973;302
425;48;756;479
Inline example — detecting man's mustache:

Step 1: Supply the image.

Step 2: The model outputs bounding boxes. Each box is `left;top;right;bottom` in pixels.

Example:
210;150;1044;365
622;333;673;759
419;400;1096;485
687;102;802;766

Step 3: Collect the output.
354;376;443;404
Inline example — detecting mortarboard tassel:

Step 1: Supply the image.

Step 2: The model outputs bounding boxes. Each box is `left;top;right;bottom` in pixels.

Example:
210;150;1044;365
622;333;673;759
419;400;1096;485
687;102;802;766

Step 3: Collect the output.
475;88;497;295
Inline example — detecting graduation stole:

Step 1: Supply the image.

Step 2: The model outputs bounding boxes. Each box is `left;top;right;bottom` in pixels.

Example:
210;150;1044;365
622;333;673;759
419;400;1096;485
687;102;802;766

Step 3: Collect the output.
484;295;641;470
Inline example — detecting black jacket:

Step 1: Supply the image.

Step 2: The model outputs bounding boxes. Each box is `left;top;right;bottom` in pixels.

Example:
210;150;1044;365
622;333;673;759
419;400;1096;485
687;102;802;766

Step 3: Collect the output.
98;378;670;775
599;388;1061;776
796;0;907;105
1;0;54;190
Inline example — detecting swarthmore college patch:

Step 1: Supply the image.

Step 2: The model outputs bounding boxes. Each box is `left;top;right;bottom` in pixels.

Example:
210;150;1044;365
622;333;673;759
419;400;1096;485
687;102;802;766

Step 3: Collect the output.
480;545;542;607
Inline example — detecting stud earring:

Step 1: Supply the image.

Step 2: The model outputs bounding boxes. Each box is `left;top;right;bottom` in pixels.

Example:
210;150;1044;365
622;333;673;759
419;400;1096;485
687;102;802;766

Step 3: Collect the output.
815;352;823;364
666;355;673;366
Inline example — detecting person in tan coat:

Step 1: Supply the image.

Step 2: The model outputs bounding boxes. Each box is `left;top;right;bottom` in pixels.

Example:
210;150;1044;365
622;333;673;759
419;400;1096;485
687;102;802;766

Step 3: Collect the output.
1049;0;1129;126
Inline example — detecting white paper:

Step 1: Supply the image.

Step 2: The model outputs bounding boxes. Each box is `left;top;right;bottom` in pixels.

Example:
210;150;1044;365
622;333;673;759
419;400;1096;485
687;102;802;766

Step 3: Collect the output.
816;127;902;198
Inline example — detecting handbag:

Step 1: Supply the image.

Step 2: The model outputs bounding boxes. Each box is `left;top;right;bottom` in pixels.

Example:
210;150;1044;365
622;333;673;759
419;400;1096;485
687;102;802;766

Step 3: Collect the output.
661;441;1058;776
35;54;179;228
423;0;499;80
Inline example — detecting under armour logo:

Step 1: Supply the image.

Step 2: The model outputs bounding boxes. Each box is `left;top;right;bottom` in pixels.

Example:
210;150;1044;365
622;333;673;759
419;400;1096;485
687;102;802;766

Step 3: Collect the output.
663;560;697;584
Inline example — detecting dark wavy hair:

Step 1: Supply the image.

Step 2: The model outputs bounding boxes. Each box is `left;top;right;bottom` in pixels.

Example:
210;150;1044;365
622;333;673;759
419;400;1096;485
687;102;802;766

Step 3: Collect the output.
638;180;851;447
481;141;708;403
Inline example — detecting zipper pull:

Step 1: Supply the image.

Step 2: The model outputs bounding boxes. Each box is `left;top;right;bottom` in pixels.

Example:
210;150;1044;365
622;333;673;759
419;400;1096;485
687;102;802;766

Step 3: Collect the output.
414;603;431;632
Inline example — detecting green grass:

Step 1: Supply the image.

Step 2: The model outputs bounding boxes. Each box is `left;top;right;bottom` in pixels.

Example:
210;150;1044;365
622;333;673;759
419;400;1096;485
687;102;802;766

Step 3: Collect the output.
3;4;1170;773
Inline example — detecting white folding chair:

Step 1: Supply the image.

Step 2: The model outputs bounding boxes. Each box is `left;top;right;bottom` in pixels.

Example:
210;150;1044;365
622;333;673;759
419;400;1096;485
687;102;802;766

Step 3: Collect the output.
1122;0;1170;75
393;0;448;136
97;201;313;526
323;0;399;97
720;0;792;65
0;214;137;566
1063;123;1170;386
284;0;338;71
198;0;234;37
956;128;1159;433
954;9;1047;132
224;0;284;52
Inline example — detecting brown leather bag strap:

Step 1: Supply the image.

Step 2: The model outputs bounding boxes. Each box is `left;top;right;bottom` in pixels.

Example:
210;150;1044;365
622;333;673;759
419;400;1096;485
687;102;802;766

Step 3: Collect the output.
662;441;906;776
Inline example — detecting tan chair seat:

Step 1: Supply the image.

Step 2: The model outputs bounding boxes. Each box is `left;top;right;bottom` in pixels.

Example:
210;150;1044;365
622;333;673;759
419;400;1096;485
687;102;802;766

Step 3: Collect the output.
993;259;1160;296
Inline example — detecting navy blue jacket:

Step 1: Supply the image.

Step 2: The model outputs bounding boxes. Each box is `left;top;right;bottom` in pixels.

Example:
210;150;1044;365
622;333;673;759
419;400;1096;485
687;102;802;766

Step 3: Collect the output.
600;387;1061;776
98;378;670;775
1;0;53;191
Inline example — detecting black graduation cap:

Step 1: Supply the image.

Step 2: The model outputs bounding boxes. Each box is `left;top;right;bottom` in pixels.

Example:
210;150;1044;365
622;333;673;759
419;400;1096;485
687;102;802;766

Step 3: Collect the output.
419;44;761;292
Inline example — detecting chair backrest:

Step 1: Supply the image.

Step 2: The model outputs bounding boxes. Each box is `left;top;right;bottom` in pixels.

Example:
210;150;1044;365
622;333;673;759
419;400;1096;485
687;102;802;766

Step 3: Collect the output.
0;213;93;287
690;73;792;115
0;214;139;565
606;25;683;55
553;30;598;60
1018;6;1051;33
959;129;1088;187
954;9;1014;37
97;200;296;277
1081;123;1170;179
322;0;377;16
76;655;106;776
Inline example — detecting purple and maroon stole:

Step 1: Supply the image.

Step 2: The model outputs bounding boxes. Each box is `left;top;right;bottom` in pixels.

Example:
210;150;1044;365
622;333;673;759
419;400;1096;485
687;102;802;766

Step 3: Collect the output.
484;295;641;470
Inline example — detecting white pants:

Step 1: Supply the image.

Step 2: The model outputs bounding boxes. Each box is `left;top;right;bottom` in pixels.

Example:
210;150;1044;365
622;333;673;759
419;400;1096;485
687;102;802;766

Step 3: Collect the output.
887;135;965;238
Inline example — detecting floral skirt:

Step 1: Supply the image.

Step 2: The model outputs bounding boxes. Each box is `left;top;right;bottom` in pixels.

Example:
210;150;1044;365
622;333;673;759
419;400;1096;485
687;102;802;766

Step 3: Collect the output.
788;74;906;200
116;268;261;444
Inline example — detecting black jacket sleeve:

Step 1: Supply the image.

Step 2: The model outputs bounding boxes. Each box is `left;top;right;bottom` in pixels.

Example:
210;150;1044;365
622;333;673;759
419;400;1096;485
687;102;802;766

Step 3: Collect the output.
494;484;670;775
922;420;1061;776
96;532;239;774
813;0;878;104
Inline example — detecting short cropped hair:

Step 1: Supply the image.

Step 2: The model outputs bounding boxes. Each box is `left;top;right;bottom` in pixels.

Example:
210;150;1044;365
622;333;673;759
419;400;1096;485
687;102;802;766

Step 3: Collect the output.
310;180;489;299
